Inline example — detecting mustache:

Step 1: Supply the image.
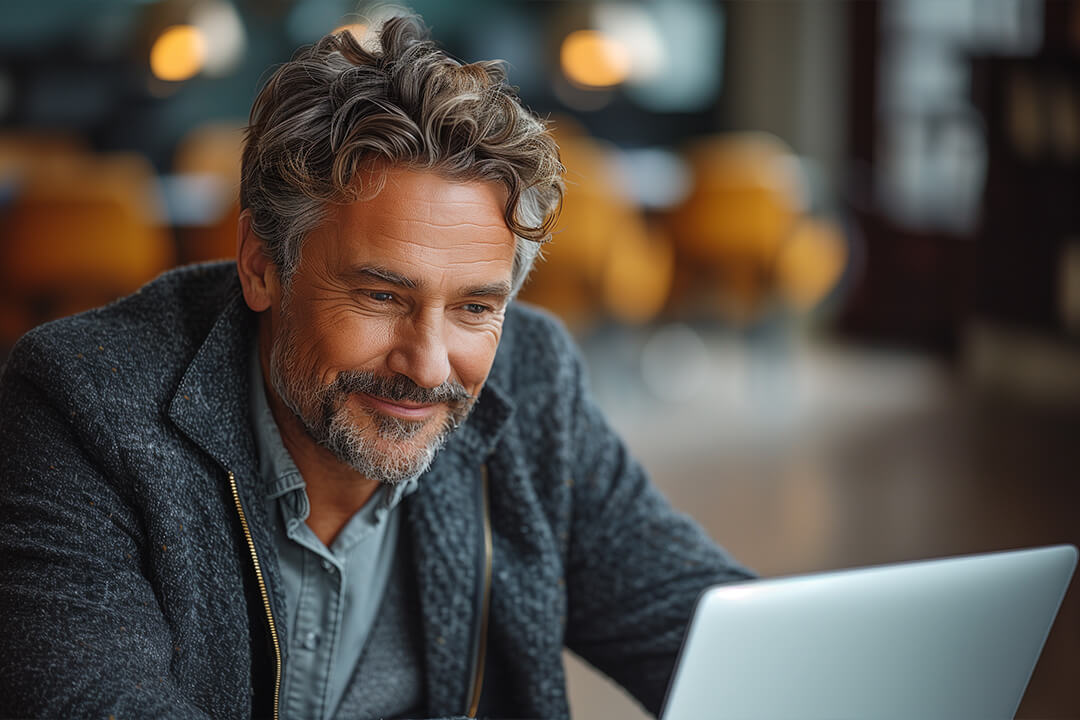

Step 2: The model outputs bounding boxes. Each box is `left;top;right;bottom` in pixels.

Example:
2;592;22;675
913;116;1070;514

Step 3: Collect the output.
330;370;474;406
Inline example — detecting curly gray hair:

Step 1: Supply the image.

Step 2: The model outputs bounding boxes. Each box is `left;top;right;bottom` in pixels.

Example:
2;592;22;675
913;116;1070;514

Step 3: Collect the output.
240;14;564;294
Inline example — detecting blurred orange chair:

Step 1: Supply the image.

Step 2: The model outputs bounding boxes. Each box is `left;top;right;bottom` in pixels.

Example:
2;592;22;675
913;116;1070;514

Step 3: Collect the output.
774;216;848;313
0;148;174;345
667;132;809;322
518;121;673;329
0;133;89;181
667;132;850;323
0;133;91;342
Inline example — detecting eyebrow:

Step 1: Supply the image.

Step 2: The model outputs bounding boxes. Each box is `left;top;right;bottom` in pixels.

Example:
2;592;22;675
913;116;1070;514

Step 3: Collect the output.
464;281;513;301
346;265;512;302
348;265;417;289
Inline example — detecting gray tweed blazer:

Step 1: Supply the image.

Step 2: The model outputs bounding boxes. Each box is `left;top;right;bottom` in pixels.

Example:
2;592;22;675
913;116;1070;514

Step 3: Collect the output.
0;262;752;719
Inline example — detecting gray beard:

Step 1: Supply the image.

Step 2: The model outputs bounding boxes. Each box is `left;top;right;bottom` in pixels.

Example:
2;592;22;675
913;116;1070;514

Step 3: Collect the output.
268;311;475;485
323;404;456;486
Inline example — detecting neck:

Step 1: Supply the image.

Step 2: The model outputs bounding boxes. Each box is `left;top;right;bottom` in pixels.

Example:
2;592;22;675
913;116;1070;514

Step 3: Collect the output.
258;332;379;547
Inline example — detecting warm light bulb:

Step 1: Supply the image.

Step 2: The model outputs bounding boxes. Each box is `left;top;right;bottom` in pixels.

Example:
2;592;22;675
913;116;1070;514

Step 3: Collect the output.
150;25;207;82
560;30;631;89
332;23;369;43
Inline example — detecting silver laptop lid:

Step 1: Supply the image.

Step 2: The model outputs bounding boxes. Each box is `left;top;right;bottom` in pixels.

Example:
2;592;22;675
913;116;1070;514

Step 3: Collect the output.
661;545;1076;720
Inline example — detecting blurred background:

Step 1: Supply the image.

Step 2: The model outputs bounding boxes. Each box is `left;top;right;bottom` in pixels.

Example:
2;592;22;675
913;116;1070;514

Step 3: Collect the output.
1;0;1079;717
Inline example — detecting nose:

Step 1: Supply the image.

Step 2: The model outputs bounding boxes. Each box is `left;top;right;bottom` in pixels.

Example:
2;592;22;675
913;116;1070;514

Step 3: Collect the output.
385;313;452;390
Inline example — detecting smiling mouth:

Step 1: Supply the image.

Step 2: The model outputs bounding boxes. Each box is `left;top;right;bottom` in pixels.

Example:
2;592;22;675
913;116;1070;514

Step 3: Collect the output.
357;392;441;421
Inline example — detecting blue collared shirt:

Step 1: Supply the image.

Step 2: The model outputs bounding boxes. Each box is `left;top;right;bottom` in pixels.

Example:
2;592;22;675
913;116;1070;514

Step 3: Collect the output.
249;346;417;720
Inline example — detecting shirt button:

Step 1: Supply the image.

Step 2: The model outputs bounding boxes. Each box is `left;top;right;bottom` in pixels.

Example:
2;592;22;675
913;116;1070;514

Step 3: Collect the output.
321;559;333;572
302;630;320;650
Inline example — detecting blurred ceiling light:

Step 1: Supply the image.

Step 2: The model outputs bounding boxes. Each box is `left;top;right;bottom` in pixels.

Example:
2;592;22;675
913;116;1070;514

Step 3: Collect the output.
595;1;723;113
333;23;370;42
333;22;381;52
593;4;666;82
560;30;631;89
150;25;206;82
191;1;246;77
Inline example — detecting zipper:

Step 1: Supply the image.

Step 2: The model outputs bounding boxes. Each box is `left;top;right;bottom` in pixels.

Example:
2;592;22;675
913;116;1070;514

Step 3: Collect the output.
228;471;282;720
466;465;494;717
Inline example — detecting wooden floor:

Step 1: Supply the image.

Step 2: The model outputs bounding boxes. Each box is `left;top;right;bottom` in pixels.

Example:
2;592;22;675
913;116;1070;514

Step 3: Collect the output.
566;327;1080;720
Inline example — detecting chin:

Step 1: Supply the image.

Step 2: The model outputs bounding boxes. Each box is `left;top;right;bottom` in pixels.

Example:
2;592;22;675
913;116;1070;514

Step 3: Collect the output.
325;404;456;484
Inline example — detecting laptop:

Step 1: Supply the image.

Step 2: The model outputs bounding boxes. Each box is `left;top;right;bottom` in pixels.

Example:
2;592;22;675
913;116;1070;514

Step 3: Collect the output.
660;545;1077;720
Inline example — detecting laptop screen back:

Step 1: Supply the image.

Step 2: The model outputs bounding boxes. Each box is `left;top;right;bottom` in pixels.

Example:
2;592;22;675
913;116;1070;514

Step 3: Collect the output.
661;545;1076;720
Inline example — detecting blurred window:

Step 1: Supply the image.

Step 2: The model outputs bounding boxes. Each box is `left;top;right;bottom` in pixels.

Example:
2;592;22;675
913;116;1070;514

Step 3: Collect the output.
875;0;1042;233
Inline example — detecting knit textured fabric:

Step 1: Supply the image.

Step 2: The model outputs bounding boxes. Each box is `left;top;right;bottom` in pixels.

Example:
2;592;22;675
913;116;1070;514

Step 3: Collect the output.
0;261;754;719
334;531;425;719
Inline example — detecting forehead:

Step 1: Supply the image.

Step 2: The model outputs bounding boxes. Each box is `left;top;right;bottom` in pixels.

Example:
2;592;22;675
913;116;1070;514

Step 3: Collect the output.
315;168;516;283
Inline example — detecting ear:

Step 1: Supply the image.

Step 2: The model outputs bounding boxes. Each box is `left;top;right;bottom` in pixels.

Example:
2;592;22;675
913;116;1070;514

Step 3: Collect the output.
236;208;276;313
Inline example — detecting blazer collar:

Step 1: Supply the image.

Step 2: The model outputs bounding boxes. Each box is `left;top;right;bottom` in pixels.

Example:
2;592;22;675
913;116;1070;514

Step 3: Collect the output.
167;285;260;478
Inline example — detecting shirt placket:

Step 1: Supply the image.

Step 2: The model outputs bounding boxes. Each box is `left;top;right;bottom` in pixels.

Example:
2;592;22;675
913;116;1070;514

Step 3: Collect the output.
287;528;346;720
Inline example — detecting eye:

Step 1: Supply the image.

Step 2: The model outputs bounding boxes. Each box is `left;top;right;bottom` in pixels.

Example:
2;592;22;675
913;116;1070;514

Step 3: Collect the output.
463;303;491;315
368;291;395;302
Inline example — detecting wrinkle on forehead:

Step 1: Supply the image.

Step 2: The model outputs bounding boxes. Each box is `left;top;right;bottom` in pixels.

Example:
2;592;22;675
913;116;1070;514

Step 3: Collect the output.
394;218;509;230
333;171;512;239
358;229;513;249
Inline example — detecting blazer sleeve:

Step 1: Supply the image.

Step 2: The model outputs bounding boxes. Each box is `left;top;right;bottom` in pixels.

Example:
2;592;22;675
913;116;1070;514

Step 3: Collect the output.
560;342;755;716
0;361;213;719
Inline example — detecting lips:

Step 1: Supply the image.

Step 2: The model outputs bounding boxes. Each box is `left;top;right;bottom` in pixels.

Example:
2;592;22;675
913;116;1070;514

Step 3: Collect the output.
358;392;441;421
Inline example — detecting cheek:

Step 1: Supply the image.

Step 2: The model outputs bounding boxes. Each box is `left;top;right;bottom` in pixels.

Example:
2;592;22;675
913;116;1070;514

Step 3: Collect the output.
448;327;502;393
272;314;322;386
305;312;396;374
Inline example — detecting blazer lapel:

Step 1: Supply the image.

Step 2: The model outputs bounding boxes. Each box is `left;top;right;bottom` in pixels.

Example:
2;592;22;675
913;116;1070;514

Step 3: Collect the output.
167;288;258;479
165;286;289;636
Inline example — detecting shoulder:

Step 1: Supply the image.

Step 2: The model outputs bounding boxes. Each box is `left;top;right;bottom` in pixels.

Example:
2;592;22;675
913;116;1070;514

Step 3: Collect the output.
0;261;243;426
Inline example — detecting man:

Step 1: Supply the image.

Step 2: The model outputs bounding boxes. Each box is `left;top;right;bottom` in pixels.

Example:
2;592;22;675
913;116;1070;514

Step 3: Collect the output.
0;15;751;720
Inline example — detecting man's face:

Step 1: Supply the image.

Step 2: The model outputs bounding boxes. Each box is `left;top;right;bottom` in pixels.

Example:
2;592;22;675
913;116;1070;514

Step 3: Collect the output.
264;168;516;485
